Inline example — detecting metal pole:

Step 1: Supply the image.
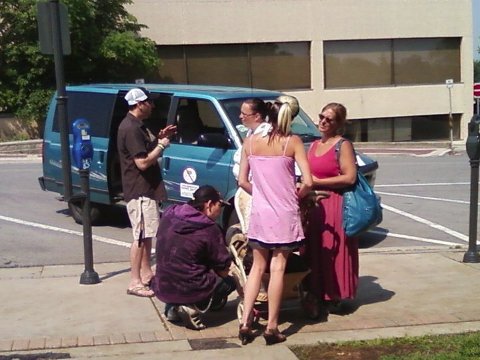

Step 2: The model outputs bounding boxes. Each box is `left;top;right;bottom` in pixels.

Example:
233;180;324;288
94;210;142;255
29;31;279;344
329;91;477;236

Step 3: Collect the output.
477;98;479;116
50;0;72;201
463;159;480;263
79;169;100;284
448;86;454;153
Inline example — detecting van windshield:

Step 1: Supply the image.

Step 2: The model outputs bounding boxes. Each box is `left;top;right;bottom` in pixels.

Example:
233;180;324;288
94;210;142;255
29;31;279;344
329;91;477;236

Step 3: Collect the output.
220;98;321;142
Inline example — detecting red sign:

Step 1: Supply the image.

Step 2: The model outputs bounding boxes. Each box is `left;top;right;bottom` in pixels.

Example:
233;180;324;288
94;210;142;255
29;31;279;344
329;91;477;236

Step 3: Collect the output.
475;83;480;98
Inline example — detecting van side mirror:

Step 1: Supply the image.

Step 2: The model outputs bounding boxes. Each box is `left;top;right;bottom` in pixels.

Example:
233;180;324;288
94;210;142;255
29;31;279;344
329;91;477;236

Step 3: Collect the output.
197;133;232;149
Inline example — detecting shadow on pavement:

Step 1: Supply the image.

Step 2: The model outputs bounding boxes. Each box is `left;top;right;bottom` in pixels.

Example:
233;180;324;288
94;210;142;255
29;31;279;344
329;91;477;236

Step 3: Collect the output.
99;267;130;282
339;275;396;315
359;227;388;248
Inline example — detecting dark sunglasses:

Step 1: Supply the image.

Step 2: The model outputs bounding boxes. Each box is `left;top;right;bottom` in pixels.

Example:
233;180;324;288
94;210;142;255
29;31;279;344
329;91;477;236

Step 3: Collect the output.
318;114;334;122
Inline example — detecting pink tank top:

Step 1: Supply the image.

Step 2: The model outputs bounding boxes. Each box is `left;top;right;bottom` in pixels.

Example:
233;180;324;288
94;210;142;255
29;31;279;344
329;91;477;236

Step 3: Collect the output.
246;137;304;245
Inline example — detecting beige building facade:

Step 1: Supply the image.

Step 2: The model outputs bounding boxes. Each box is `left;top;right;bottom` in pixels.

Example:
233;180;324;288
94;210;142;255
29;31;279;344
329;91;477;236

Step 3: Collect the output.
127;0;474;142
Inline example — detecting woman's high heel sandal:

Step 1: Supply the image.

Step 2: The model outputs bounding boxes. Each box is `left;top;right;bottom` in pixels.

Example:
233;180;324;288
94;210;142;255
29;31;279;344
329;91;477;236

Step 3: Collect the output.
263;328;286;345
238;324;254;345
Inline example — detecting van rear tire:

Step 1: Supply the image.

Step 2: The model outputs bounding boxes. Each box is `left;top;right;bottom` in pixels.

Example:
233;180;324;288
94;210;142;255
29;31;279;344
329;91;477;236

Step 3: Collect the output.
68;200;103;225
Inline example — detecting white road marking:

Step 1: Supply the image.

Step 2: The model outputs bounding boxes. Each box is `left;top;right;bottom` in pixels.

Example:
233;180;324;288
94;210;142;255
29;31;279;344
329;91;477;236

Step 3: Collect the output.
373;182;474;245
0;156;41;163
2;157;472;249
368;229;461;247
1;179;473;249
376;191;470;204
0;215;132;249
381;203;469;243
375;182;470;188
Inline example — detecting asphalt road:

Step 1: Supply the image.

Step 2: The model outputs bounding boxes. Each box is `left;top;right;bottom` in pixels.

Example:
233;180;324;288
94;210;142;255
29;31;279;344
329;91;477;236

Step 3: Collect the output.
0;152;476;268
363;151;474;249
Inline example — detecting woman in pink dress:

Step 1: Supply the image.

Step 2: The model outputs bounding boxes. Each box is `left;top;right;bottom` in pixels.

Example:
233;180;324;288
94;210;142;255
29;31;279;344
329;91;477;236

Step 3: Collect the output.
303;102;359;320
238;98;312;345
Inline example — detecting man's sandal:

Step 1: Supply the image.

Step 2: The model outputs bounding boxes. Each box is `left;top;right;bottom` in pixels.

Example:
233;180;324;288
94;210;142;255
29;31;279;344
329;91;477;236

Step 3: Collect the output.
126;286;154;298
177;305;206;330
142;278;153;288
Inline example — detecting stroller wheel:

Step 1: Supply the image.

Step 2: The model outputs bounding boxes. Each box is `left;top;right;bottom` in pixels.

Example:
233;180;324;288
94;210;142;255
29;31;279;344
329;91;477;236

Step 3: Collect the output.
237;300;244;323
225;223;243;247
237;300;261;324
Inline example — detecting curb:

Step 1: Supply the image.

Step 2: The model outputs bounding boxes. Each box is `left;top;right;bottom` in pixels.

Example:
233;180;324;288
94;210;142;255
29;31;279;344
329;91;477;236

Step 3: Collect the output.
0;139;42;156
1;250;479;357
0;140;466;158
3;321;480;356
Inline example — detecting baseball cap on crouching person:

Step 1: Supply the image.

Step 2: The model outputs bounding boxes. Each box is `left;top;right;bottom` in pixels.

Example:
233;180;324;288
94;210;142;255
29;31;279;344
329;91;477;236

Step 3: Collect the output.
188;185;229;210
124;87;160;106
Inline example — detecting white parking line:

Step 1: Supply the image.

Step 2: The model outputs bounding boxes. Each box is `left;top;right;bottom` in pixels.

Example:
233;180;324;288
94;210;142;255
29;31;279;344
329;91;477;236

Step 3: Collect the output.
368;229;461;247
381;203;469;243
376;191;470;204
374;182;474;245
0;215;132;249
1;200;472;249
375;182;469;188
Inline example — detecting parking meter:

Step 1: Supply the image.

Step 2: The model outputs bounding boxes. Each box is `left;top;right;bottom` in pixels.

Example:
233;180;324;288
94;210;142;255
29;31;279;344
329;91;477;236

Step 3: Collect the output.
466;115;480;161
72;118;93;170
70;118;100;283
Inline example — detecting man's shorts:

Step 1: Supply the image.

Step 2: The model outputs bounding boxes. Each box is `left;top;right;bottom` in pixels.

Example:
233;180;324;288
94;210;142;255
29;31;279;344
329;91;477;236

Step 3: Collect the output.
126;196;160;241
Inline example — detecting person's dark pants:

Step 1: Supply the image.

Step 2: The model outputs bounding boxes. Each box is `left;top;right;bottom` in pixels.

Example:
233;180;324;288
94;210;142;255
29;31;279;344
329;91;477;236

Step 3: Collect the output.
165;275;237;314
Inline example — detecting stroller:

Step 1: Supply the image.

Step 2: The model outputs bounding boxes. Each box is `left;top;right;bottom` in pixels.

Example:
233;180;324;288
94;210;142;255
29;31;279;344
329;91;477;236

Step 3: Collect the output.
226;187;328;323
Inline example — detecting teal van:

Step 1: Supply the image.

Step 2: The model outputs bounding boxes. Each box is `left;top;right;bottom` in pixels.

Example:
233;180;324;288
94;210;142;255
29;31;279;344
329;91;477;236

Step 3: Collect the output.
39;84;378;227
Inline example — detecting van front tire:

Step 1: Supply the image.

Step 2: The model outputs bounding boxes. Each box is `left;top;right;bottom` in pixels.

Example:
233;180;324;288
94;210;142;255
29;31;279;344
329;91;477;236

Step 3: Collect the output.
68;200;103;225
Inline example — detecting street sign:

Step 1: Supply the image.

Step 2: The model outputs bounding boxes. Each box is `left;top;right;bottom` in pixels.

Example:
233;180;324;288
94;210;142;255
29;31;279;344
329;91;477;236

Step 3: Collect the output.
37;1;71;55
474;83;480;98
445;79;454;89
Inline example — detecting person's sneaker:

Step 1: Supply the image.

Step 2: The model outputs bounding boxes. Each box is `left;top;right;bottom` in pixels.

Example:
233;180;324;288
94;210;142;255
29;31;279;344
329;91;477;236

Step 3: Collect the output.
177;305;206;330
164;306;181;322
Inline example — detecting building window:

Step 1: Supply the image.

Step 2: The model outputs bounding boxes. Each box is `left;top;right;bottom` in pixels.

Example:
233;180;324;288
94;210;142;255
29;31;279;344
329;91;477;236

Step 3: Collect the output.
324;38;460;88
324;40;392;88
250;42;310;89
156;42;310;90
186;44;250;87
393;38;461;85
345;114;460;142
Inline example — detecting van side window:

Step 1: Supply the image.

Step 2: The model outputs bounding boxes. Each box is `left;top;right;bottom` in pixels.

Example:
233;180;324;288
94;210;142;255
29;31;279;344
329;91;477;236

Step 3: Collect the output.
173;98;225;144
143;94;171;134
52;91;115;137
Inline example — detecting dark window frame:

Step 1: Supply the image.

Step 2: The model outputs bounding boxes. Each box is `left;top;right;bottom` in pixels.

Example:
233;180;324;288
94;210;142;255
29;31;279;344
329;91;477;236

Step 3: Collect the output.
156;41;311;90
324;37;461;89
52;91;116;138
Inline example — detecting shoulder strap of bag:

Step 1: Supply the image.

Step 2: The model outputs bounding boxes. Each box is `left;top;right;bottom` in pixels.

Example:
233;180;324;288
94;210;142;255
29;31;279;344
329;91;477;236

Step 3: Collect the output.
334;138;346;165
335;138;358;167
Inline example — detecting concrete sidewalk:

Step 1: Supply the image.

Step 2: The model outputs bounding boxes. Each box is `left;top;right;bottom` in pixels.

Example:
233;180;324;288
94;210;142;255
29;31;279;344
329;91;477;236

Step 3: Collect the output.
1;247;480;359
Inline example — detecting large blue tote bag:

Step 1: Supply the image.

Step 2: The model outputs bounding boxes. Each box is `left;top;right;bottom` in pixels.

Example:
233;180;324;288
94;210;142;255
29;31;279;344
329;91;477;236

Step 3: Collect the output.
336;140;382;237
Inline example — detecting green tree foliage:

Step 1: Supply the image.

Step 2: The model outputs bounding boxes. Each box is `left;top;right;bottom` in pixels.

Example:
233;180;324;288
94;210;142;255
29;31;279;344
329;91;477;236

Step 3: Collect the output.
0;0;160;128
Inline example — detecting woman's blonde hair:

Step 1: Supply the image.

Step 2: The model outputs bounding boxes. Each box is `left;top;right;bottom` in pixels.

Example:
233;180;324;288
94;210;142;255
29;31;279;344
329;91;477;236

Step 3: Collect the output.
276;102;293;135
267;96;300;142
276;95;299;118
